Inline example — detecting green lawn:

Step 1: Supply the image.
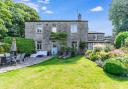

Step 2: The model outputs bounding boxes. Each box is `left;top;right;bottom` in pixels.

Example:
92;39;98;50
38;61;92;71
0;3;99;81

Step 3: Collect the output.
0;56;128;89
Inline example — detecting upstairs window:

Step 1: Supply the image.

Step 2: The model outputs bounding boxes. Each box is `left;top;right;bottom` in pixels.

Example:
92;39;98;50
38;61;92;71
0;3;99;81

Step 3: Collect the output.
71;23;77;33
52;27;57;33
93;34;97;40
36;24;43;33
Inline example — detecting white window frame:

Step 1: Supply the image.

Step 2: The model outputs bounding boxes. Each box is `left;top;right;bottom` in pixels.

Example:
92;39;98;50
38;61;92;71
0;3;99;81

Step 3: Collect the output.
71;23;77;33
36;24;43;33
36;41;42;50
52;27;57;33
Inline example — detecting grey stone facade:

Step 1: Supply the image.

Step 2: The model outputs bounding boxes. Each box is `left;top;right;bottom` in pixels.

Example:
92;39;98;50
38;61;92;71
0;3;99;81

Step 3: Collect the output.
25;20;88;52
87;31;112;49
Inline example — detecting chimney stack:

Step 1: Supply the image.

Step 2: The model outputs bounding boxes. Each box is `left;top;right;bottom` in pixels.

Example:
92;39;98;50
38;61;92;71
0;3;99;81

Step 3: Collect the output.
78;13;82;21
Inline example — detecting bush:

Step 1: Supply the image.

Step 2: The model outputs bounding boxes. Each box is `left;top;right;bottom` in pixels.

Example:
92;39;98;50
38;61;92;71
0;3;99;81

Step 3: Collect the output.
0;43;10;54
125;37;128;47
104;45;114;52
114;32;128;48
1;43;10;53
109;49;125;58
4;37;35;54
103;57;128;75
98;51;110;61
93;44;104;53
85;50;93;58
0;46;5;53
90;53;99;61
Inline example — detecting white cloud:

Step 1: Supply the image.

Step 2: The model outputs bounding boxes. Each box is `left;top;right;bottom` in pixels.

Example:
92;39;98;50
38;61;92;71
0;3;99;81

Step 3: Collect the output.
90;6;103;12
44;10;53;14
41;6;54;14
38;0;50;4
41;6;47;11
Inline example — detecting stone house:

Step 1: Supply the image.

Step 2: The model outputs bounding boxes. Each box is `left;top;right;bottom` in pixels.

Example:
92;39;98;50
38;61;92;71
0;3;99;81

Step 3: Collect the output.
88;31;112;49
25;19;88;54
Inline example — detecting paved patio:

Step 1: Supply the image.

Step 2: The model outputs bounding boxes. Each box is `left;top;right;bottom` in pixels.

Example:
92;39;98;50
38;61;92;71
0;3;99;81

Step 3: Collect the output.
0;56;52;73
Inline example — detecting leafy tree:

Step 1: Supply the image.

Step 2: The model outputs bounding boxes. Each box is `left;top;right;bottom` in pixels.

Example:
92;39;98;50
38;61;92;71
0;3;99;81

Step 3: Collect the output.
0;1;12;39
0;0;40;38
8;2;40;37
109;0;128;35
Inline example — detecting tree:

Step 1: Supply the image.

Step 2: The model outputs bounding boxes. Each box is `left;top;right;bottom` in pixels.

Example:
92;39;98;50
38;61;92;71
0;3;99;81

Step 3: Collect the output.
0;0;40;38
8;2;40;37
109;0;128;35
0;1;12;39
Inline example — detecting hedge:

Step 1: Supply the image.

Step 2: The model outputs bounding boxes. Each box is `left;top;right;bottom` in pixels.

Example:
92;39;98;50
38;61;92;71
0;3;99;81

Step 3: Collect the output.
4;37;35;54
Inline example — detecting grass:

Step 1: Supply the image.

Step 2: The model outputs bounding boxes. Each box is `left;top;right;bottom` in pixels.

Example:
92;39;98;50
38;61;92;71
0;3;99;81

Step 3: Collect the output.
0;56;128;89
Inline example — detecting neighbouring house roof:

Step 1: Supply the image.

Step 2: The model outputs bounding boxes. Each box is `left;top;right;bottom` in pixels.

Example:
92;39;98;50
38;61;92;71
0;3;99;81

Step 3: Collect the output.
88;31;105;34
25;20;88;22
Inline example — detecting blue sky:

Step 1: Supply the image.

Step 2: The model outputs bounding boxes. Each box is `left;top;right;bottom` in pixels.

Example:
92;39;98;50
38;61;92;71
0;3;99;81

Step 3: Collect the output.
14;0;112;36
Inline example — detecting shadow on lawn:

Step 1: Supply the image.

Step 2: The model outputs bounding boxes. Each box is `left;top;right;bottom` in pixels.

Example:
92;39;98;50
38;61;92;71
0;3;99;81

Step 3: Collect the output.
104;71;128;82
29;56;83;67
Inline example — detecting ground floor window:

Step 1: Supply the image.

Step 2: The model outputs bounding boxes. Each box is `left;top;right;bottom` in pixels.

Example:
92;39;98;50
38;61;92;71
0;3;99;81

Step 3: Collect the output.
36;41;42;50
88;43;93;50
72;41;78;49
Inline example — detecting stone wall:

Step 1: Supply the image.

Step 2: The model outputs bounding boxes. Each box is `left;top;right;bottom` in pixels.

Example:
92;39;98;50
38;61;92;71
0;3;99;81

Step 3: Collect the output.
25;21;88;52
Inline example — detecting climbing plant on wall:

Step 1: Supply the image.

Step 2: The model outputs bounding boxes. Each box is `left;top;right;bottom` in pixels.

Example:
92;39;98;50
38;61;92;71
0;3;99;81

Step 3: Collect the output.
50;32;68;53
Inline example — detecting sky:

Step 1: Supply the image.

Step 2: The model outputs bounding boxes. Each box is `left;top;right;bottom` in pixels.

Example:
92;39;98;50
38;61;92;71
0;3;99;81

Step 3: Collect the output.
14;0;113;36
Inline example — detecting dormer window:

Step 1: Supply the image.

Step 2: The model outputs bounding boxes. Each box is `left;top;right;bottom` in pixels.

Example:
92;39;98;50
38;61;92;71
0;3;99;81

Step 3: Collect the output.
71;23;77;33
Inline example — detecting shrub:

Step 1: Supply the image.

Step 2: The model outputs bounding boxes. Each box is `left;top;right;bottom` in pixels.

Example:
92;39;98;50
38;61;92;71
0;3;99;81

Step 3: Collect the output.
90;53;99;61
4;37;35;54
1;43;10;53
93;44;104;53
114;32;128;48
0;43;10;54
104;45;114;52
103;57;128;75
109;49;125;58
98;51;110;61
85;50;93;58
0;46;5;53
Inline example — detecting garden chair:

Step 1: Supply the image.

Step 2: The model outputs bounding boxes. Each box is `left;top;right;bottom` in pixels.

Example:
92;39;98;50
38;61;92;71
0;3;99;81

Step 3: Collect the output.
12;54;21;64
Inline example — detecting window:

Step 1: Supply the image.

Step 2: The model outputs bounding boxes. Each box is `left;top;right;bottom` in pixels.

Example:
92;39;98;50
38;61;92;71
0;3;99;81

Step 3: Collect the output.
36;24;42;33
36;41;42;50
71;23;77;33
52;27;57;33
93;34;97;40
97;34;104;40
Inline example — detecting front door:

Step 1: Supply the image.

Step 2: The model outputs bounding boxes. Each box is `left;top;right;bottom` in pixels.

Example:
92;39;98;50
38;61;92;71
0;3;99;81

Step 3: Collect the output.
51;43;58;55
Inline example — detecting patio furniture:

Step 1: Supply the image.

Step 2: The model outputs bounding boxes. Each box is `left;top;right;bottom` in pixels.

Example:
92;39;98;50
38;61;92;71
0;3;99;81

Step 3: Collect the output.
20;53;25;62
0;56;7;66
12;54;21;64
5;56;13;65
